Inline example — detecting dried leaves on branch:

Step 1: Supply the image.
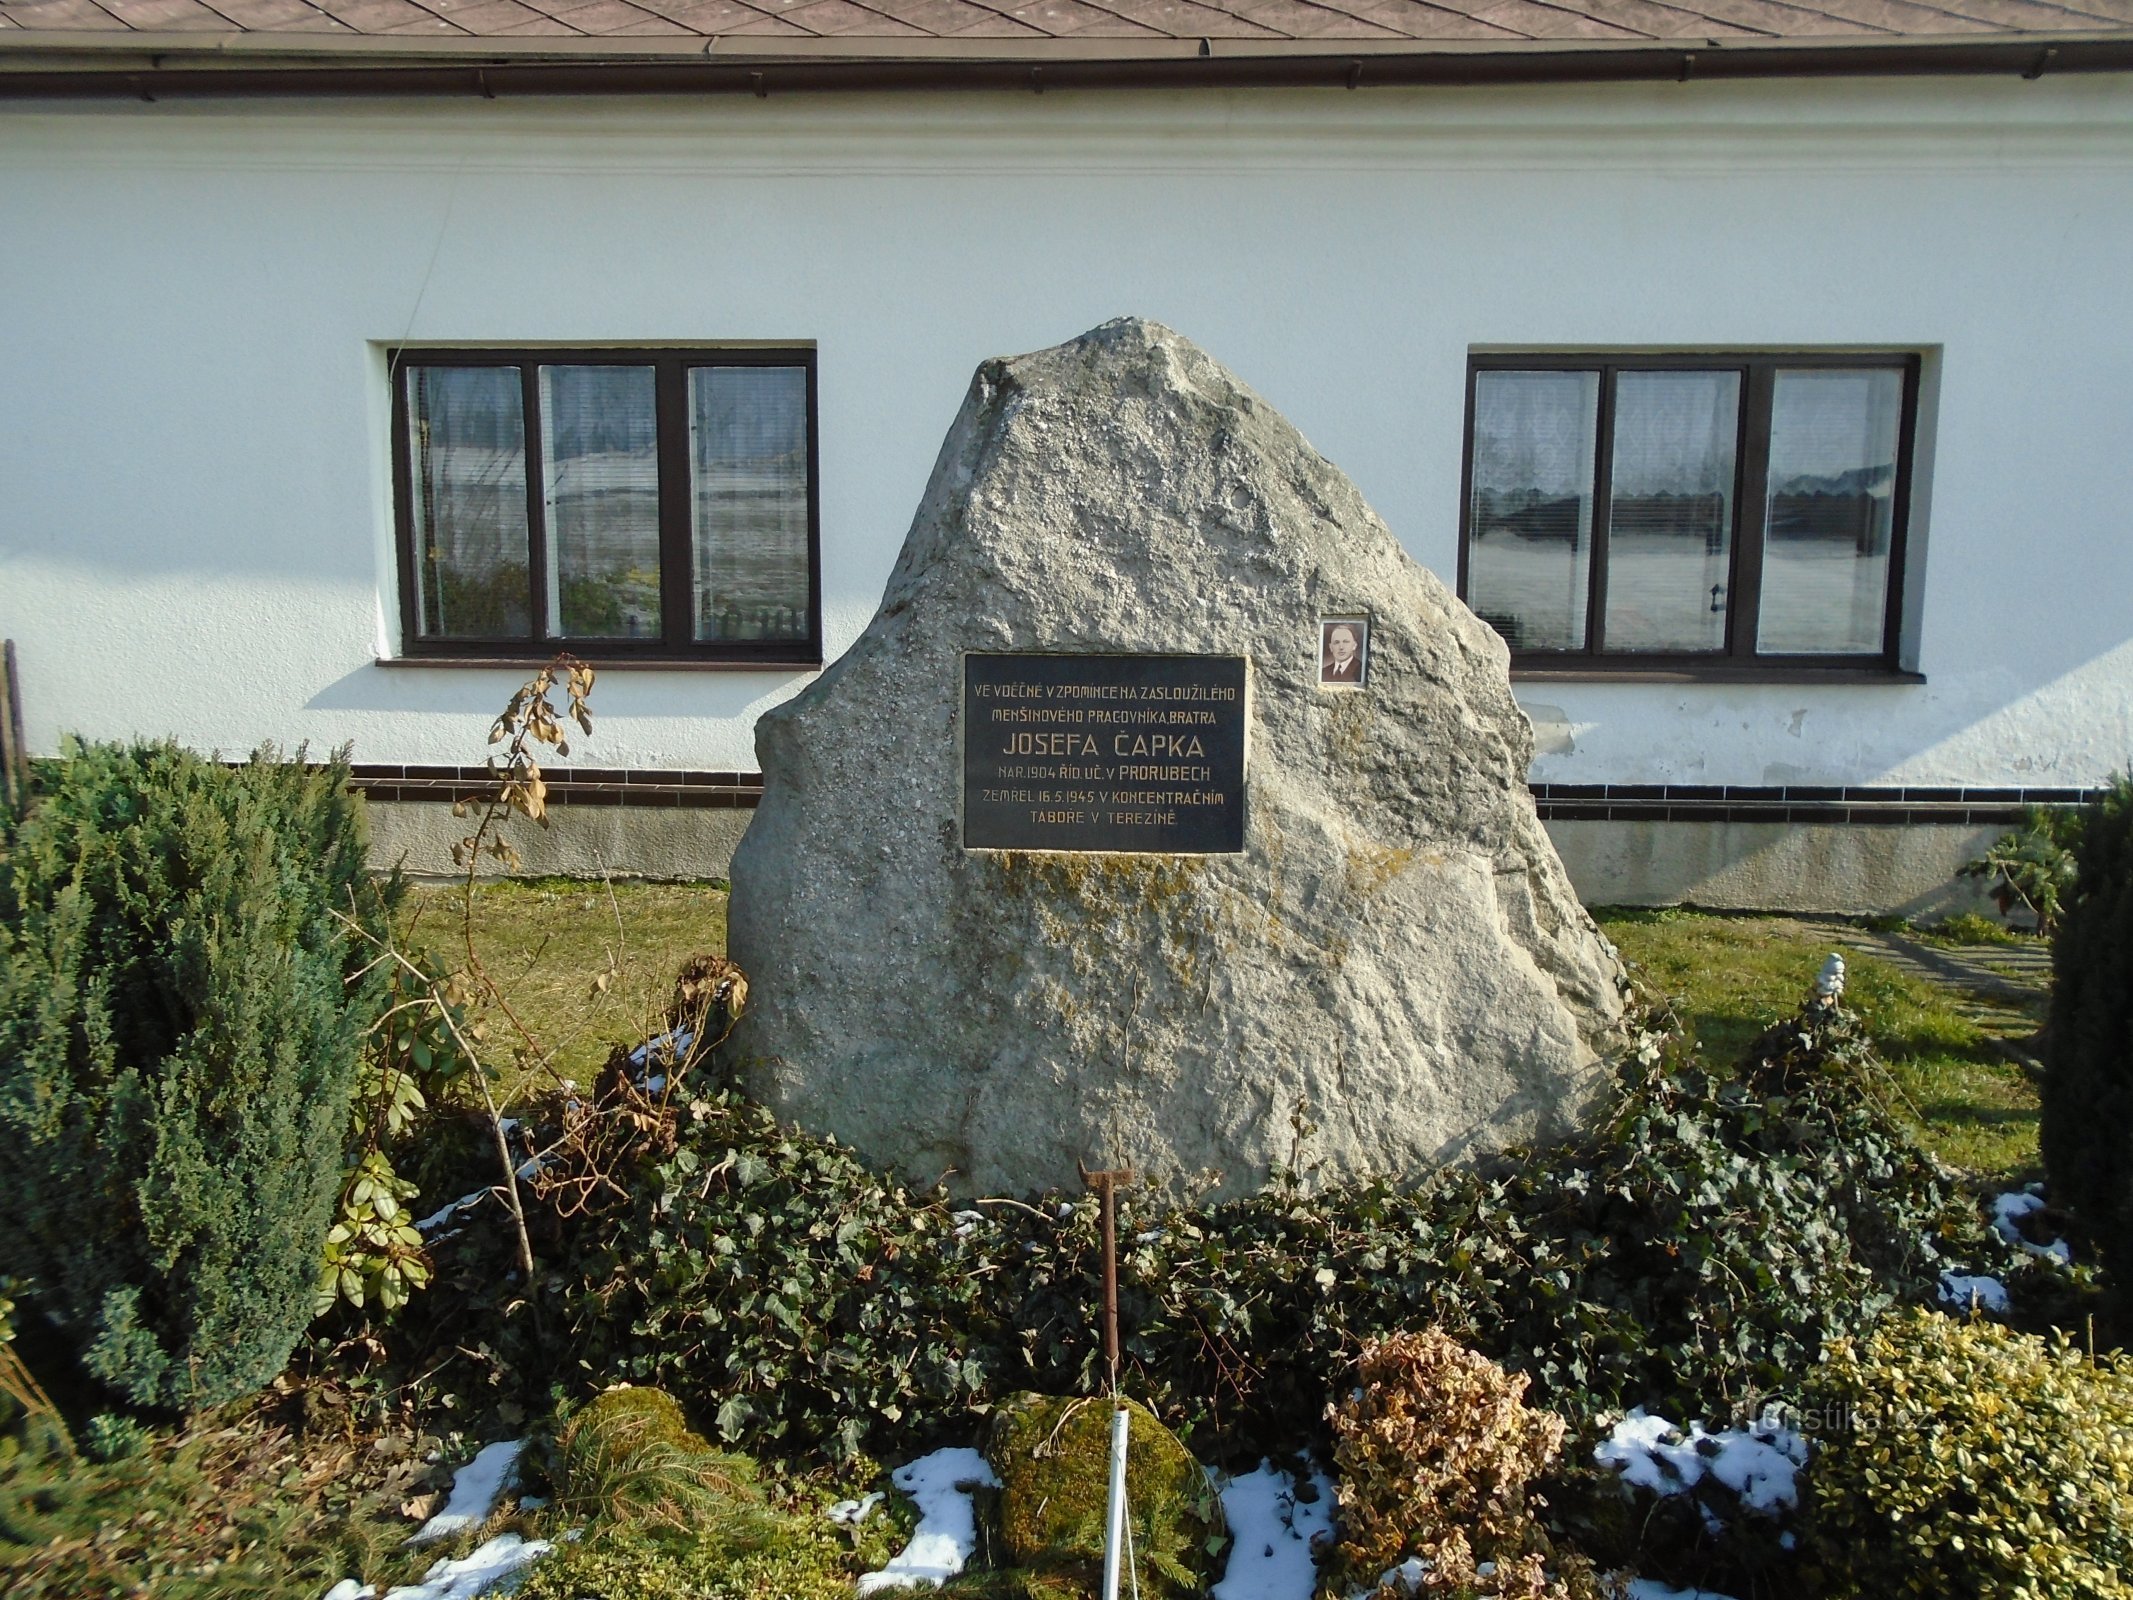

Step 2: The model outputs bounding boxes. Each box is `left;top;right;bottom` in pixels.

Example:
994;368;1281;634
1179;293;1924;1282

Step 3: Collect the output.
327;655;755;1334
457;656;597;872
329;656;623;1318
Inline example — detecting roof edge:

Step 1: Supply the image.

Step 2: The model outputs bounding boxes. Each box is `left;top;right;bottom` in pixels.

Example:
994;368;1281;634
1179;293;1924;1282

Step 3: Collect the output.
0;30;2125;98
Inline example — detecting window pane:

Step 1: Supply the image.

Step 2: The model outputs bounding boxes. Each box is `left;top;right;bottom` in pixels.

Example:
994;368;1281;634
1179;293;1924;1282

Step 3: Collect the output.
1757;369;1903;655
1602;370;1739;653
1466;371;1600;651
690;366;811;643
539;365;662;639
407;367;530;639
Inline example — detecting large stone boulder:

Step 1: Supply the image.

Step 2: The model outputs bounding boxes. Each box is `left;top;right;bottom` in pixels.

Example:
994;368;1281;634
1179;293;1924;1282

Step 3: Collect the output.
728;318;1622;1198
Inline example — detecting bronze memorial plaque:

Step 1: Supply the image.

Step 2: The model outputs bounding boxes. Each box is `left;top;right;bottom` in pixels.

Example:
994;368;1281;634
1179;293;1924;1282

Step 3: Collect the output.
962;652;1248;853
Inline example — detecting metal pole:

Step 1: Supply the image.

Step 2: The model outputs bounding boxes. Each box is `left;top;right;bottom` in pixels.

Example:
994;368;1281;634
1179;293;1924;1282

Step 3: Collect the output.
1099;1175;1119;1392
1100;1401;1130;1600
1079;1159;1132;1395
0;641;23;814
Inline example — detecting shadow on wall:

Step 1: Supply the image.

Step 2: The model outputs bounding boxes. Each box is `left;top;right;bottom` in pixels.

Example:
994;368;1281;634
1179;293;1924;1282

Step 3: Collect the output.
1526;634;2133;799
301;660;814;729
365;800;752;884
1545;819;2005;918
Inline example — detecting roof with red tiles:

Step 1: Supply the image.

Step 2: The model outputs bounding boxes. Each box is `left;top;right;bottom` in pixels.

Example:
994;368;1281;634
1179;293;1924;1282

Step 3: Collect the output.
4;0;2129;44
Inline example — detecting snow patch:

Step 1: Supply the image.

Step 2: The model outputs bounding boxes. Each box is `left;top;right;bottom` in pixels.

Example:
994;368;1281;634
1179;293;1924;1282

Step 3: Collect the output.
1624;1581;1744;1600
1994;1190;2072;1264
629;1028;695;1068
1211;1460;1337;1600
829;1491;885;1527
387;1532;555;1599
1595;1409;1806;1519
322;1531;556;1600
408;1440;524;1546
1369;1556;1429;1596
415;1190;489;1235
1937;1272;2011;1313
857;1447;1000;1594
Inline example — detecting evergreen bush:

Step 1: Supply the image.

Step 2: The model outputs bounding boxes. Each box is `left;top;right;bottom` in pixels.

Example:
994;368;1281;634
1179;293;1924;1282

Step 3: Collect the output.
1801;1308;2133;1599
515;1516;885;1600
554;1386;771;1538
2041;772;2133;1289
0;741;392;1411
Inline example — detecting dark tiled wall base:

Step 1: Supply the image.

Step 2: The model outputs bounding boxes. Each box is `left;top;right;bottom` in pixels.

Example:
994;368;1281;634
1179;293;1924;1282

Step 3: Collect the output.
344;767;2098;827
1530;783;2100;827
348;764;761;809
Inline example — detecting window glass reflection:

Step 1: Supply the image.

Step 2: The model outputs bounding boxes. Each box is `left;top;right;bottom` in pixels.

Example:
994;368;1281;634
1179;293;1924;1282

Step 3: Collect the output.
407;367;531;640
1602;370;1739;653
1757;369;1903;655
539;365;662;639
691;366;811;643
1466;371;1600;651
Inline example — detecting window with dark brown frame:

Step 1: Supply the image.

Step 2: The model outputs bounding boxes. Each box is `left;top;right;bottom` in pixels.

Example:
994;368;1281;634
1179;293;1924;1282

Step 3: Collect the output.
390;347;821;665
1457;353;1921;677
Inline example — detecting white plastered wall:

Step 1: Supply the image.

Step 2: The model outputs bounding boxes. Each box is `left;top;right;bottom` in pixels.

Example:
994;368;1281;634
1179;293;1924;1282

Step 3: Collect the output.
1;74;2130;788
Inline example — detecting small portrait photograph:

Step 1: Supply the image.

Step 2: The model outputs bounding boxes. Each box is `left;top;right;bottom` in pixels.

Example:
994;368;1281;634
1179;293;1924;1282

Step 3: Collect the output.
1319;617;1369;688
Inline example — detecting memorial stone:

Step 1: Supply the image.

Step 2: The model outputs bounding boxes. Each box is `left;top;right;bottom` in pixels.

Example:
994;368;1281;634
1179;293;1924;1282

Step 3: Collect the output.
728;318;1623;1198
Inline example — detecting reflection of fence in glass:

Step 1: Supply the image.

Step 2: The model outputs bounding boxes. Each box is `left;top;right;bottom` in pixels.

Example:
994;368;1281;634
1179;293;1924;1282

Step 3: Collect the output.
693;465;809;640
1468;370;1599;652
1467;491;1591;650
1604;498;1733;654
541;366;661;640
409;364;532;640
543;451;661;638
691;366;810;643
1757;365;1901;655
1757;489;1894;655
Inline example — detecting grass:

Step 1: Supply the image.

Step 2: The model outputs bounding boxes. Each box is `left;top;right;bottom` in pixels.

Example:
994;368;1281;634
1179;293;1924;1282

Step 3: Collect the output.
394;877;730;1098
1914;910;2027;948
1596;908;2045;1184
391;880;2045;1181
0;1377;886;1600
0;1398;528;1600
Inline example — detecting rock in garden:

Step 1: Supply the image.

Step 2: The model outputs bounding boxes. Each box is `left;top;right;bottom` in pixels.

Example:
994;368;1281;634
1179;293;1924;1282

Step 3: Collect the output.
727;317;1623;1198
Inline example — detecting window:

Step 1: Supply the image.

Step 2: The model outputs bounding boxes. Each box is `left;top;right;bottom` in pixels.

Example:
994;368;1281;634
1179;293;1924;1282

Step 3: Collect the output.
1458;353;1919;675
390;348;820;664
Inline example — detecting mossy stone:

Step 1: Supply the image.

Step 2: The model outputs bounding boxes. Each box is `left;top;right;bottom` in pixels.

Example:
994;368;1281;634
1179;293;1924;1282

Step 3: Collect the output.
982;1392;1224;1599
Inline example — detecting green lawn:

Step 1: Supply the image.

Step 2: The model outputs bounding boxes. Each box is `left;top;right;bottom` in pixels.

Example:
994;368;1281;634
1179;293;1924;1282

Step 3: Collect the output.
0;886;2066;1598
398;884;2045;1183
1596;908;2044;1184
395;878;730;1097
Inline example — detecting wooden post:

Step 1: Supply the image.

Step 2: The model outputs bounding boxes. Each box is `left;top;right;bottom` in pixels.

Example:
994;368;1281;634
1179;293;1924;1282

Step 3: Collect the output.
0;640;25;814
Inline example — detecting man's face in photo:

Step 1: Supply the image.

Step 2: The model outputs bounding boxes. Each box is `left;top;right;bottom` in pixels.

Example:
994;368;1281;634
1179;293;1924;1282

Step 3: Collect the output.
1328;626;1358;667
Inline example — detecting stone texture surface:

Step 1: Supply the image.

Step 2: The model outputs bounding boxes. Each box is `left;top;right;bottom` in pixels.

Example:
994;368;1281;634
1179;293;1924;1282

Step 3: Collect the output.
727;318;1623;1198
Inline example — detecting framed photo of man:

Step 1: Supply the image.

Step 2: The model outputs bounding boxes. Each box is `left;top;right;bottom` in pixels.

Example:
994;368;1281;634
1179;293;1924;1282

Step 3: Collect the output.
1318;617;1369;688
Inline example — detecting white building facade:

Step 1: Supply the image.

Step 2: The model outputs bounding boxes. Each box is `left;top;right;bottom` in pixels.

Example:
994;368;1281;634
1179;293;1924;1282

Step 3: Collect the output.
3;10;2130;910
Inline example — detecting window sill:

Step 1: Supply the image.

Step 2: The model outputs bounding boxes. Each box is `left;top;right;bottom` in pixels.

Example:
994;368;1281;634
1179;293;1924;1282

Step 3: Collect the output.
374;655;824;673
1510;665;1924;685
